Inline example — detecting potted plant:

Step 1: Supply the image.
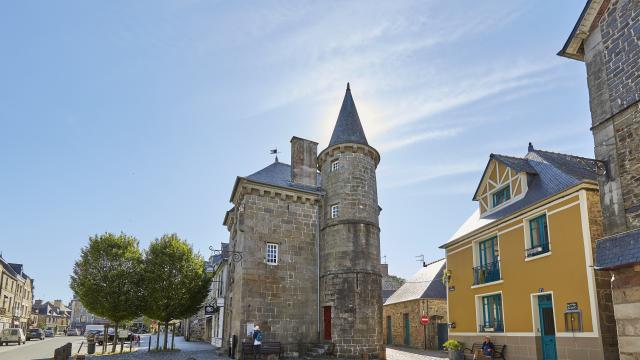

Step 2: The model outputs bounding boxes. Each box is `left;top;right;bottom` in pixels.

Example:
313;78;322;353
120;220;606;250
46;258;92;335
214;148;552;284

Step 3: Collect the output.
443;339;464;360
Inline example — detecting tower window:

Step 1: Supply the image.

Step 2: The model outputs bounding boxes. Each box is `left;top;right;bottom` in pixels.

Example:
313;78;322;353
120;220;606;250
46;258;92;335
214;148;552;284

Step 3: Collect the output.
266;243;278;265
331;204;340;219
331;159;340;172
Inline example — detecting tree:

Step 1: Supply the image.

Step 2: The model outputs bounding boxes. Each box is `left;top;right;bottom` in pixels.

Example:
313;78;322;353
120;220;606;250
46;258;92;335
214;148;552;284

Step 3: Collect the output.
142;234;211;350
70;233;144;353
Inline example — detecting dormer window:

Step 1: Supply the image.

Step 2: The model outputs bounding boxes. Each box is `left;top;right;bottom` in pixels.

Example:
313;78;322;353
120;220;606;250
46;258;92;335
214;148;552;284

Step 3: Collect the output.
331;159;340;172
492;185;511;208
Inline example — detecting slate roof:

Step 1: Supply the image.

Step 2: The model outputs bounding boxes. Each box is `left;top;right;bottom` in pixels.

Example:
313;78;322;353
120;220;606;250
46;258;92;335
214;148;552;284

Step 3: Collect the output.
328;83;369;147
444;147;600;247
595;229;640;269
384;259;446;305
245;161;321;194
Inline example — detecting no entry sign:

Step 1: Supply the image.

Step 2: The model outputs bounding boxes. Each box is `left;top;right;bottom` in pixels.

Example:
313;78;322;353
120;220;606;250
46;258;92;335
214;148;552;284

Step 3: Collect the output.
420;315;430;325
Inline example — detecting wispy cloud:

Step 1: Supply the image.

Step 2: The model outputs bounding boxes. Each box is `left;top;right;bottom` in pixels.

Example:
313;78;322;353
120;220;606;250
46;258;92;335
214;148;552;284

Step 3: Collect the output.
381;162;486;189
378;127;464;152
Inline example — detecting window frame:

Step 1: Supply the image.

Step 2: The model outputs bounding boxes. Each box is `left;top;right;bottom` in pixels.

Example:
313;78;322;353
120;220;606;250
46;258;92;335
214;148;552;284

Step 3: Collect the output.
331;159;340;172
265;243;278;265
524;211;552;260
330;204;340;219
477;292;504;333
491;184;511;208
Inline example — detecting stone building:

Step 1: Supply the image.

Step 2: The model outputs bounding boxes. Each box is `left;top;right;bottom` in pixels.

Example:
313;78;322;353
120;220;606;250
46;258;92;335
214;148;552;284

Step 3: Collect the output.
0;255;34;332
33;300;71;334
559;1;640;358
383;259;447;351
223;84;383;358
69;297;109;331
380;264;403;304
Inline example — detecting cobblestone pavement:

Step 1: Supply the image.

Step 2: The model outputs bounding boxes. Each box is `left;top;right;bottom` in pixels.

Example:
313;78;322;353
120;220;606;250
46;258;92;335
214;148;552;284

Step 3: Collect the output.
86;349;218;359
386;346;448;360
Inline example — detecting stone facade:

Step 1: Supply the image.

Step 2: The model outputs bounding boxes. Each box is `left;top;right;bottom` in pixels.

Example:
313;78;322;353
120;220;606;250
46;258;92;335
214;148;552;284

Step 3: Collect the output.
382;299;446;351
319;144;383;358
564;0;640;358
223;85;383;359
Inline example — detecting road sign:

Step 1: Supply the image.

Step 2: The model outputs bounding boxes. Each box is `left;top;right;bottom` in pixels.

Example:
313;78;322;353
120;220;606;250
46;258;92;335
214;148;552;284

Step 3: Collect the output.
420;315;430;325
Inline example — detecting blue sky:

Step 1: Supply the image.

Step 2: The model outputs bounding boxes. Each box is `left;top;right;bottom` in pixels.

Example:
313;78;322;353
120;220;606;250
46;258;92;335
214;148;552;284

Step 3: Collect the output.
1;1;591;301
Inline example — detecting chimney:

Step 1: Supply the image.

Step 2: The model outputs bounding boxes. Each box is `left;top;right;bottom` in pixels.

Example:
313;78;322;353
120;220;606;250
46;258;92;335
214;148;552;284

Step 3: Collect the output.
379;263;389;276
290;137;318;186
54;299;63;308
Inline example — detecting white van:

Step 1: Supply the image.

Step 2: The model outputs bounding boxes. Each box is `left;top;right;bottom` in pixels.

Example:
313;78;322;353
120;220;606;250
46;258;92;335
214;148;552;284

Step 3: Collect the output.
0;328;26;346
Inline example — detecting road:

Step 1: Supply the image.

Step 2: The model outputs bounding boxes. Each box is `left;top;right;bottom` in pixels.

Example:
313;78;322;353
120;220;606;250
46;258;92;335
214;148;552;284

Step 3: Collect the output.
0;335;84;360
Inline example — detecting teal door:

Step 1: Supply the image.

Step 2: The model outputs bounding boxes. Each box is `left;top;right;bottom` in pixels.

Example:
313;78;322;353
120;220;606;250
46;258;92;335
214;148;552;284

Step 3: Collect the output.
538;295;557;360
403;313;410;346
386;316;392;345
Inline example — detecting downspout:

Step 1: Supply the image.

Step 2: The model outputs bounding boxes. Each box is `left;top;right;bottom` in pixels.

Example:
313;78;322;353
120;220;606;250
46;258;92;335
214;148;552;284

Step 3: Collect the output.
316;196;322;342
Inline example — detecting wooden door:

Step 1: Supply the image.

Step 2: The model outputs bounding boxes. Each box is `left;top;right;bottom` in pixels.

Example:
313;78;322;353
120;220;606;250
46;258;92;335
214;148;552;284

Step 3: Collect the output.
323;306;331;340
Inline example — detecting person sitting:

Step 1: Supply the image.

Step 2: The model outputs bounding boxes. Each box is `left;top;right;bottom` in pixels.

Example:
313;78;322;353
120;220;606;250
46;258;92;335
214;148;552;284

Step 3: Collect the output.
482;336;495;357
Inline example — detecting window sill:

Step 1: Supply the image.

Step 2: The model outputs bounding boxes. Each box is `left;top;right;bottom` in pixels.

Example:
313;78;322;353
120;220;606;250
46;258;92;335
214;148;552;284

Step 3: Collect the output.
471;280;504;289
525;252;551;262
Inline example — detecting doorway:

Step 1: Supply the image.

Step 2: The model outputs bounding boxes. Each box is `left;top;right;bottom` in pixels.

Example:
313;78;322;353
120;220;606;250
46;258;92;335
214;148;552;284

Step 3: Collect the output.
386;316;392;345
436;323;448;350
323;306;331;340
538;294;557;360
403;313;410;346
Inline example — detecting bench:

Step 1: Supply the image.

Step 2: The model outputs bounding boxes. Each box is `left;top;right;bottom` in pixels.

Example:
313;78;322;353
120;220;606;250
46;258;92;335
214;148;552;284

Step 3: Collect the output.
464;343;506;359
242;341;282;360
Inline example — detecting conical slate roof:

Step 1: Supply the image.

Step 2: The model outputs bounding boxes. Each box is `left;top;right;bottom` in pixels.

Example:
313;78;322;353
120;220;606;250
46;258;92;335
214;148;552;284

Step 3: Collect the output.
328;83;369;147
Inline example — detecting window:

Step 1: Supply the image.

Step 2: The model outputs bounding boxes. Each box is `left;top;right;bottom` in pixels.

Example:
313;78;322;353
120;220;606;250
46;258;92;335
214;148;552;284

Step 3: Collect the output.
492;185;511;207
331;159;340;172
266;243;278;265
526;214;550;257
331;204;340;219
480;294;504;332
473;237;501;285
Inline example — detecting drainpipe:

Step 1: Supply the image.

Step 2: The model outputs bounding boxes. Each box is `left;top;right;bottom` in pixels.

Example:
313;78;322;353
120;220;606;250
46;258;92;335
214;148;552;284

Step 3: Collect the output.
316;198;321;342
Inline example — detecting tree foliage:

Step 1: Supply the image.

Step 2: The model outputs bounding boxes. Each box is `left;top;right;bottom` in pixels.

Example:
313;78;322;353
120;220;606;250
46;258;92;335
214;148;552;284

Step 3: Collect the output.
70;232;144;351
142;233;211;349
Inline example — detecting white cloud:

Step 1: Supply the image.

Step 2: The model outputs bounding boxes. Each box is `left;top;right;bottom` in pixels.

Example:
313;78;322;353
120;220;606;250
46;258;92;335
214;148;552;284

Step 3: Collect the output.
381;162;485;189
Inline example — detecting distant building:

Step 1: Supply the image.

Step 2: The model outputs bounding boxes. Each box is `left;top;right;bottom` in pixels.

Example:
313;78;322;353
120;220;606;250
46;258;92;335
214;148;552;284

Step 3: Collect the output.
383;259;447;351
0;255;34;332
33;300;71;334
380;264;403;303
442;145;618;360
69;297;109;330
559;1;640;358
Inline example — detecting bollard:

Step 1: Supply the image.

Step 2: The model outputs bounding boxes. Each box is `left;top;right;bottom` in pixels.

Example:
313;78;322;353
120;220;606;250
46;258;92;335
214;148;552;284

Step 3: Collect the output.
148;335;151;351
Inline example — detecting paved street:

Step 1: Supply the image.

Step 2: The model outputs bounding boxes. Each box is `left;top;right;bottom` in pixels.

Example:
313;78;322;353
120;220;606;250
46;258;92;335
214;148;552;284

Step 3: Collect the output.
0;335;84;360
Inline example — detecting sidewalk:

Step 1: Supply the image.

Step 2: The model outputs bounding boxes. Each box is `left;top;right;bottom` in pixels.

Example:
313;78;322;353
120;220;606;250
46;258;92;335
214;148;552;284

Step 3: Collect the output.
386;346;448;360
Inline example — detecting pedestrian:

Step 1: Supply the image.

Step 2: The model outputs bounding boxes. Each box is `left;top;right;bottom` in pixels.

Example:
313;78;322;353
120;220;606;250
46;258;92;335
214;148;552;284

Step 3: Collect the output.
474;336;495;359
252;325;263;360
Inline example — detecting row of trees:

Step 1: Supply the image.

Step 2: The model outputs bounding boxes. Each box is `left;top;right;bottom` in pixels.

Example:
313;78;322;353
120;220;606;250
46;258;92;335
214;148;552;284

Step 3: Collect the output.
70;233;211;352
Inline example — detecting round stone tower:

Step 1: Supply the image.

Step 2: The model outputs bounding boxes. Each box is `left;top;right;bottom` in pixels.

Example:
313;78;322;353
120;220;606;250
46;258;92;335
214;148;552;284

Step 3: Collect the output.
318;83;383;358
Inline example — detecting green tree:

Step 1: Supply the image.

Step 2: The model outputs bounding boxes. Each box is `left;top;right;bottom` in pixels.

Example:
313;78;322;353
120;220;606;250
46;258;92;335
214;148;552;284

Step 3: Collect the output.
70;232;144;353
142;234;211;350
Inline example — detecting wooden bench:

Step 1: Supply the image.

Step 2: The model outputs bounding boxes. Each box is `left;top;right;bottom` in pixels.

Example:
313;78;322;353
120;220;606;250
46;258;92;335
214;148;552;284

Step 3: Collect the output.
464;343;506;359
242;341;282;360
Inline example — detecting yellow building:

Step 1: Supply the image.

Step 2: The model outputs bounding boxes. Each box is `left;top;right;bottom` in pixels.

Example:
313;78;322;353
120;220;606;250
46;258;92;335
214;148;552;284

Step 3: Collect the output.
441;144;618;360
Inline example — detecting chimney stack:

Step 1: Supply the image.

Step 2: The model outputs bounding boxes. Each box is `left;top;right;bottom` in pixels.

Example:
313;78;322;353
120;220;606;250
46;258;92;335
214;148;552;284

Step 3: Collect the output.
290;137;318;187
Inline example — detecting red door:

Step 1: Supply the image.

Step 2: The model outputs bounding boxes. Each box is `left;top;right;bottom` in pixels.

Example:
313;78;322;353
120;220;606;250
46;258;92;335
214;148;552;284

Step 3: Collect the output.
323;306;331;340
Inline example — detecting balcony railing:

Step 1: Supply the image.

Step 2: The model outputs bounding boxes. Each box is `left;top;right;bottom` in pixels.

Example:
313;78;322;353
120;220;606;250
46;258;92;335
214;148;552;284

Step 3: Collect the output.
479;321;504;333
525;241;550;258
473;260;501;285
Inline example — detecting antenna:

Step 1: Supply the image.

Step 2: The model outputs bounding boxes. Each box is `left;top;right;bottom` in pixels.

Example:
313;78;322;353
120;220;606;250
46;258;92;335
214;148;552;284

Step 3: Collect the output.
415;254;425;267
382;255;387;264
270;148;280;163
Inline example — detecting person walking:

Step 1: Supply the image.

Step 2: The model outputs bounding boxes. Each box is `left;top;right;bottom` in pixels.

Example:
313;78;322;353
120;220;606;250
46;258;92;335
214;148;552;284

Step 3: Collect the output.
252;325;263;360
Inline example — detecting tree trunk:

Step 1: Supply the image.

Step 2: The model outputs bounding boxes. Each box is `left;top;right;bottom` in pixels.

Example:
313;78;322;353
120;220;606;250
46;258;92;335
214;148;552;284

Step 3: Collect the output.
155;326;160;350
111;321;119;353
163;322;169;350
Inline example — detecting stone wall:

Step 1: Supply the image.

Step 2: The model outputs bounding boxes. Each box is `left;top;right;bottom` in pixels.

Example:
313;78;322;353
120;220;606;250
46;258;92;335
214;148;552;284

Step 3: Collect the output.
382;299;447;350
587;189;621;359
319;146;383;358
224;191;320;356
612;266;640;360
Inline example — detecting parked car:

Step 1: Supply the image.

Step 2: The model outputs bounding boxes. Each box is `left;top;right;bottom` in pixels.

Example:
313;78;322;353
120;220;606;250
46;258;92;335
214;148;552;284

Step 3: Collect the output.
44;329;55;337
26;328;45;341
0;328;26;345
67;328;81;336
95;328;115;345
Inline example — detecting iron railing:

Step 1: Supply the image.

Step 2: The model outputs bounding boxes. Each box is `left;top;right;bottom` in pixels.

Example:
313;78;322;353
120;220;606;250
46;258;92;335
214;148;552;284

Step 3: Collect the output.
479;321;504;333
472;261;501;285
525;241;550;258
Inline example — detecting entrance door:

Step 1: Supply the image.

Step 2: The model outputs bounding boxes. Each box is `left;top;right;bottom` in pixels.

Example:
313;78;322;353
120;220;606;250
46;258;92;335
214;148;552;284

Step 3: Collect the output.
538;295;557;360
323;306;331;340
436;323;448;350
386;316;392;345
403;313;410;346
